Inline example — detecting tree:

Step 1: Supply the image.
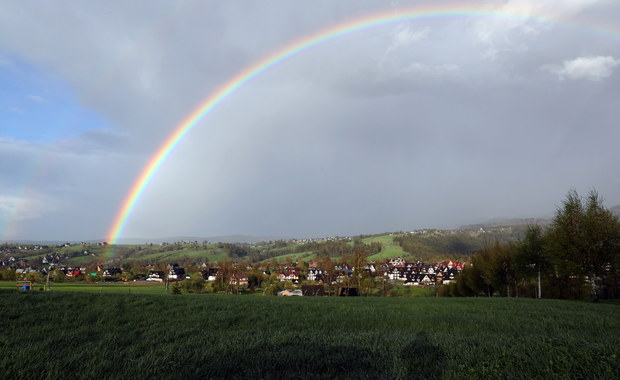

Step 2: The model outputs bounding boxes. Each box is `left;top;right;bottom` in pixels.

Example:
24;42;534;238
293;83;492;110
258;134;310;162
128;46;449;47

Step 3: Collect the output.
476;242;515;297
351;249;369;290
514;225;547;298
456;263;486;296
180;278;204;293
215;260;234;293
318;256;336;296
546;190;620;301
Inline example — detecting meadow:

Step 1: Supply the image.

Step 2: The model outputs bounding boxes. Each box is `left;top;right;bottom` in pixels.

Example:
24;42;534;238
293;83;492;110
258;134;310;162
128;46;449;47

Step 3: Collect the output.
1;287;618;379
0;280;169;295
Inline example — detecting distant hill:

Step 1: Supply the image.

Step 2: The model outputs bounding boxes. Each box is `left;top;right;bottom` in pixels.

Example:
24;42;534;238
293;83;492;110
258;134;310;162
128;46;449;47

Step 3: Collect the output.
0;239;77;245
112;235;284;245
460;204;620;231
1;235;285;245
460;217;550;231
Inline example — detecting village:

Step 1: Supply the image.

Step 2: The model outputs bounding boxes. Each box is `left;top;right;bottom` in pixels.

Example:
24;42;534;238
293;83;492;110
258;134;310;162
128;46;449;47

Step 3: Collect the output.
0;248;464;295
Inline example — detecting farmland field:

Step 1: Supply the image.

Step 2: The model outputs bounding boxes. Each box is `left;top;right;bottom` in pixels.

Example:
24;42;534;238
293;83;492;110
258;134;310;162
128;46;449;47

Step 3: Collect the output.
1;288;618;379
0;281;169;295
368;243;408;261
264;250;315;263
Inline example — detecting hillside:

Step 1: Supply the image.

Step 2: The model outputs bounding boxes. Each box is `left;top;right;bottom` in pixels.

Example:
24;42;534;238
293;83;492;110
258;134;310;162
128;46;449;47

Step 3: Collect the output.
1;225;528;268
111;234;280;245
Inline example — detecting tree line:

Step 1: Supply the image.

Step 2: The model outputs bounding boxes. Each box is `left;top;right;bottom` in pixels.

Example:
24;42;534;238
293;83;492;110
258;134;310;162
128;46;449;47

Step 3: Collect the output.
443;190;620;300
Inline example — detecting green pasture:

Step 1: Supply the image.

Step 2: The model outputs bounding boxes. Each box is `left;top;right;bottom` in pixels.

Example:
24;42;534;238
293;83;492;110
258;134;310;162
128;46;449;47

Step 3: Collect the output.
267;243;301;252
65;255;95;265
119;247;228;264
1;281;168;295
264;250;314;263
368;244;408;261
362;234;398;244
356;234;410;261
1;290;618;379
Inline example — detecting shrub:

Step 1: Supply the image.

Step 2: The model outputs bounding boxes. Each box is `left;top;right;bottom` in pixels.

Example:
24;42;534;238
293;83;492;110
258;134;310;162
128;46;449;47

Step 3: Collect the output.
180;278;205;293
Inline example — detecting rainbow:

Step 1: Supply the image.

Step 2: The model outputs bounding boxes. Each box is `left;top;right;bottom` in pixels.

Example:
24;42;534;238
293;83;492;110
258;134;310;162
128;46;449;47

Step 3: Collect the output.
105;3;618;249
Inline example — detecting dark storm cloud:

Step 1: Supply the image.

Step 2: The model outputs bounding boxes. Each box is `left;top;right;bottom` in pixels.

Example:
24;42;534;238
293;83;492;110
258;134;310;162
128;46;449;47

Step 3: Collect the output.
0;0;618;240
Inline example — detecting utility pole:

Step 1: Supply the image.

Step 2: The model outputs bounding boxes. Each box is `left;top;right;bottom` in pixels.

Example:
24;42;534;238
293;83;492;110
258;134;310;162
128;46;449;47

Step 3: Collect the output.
537;267;542;299
46;265;51;291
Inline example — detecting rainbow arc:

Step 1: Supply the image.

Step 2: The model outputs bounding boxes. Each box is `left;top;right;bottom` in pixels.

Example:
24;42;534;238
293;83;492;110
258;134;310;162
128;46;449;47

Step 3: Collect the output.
105;3;619;253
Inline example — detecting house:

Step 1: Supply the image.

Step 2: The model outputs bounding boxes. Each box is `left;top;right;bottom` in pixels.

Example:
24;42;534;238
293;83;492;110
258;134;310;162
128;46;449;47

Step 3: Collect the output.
67;269;82;277
277;271;300;284
380;258;465;286
230;272;249;287
403;275;420;286
307;268;324;282
200;268;219;281
420;274;436;285
333;265;353;283
364;263;377;274
208;268;218;281
168;266;187;281
102;267;122;277
440;267;459;284
388;257;406;267
147;271;165;282
62;267;82;277
436;272;444;283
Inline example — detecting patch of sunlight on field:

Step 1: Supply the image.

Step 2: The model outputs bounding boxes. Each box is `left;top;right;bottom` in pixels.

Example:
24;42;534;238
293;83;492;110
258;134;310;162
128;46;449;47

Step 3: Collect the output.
368;244;407;260
362;234;396;244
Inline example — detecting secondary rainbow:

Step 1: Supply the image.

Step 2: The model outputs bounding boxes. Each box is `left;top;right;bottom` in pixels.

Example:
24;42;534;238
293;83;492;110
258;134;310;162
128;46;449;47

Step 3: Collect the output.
105;3;618;248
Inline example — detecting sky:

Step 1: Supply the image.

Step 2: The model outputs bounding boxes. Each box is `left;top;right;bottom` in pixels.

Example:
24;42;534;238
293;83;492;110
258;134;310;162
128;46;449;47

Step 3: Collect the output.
1;0;619;242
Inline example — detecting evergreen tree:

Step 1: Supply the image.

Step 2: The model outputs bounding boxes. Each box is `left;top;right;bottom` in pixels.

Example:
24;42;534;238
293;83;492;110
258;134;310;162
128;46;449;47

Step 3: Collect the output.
545;190;620;300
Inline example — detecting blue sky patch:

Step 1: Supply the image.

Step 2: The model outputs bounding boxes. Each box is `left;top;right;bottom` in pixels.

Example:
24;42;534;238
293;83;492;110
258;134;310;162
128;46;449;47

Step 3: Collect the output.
0;55;112;142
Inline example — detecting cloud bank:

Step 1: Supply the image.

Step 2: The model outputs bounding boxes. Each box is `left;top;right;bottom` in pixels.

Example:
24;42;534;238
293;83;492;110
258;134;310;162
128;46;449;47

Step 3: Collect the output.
0;0;619;241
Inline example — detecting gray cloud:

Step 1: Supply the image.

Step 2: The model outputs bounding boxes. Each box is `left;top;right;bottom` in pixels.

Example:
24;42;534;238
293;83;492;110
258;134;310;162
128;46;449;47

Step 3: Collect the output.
544;55;620;81
1;0;619;240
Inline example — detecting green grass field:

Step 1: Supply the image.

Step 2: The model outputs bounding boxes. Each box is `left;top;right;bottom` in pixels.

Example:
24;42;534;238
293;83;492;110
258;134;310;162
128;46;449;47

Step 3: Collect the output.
1;281;169;295
1;288;618;379
358;234;410;261
115;247;229;264
264;250;315;263
362;234;398;244
368;244;408;261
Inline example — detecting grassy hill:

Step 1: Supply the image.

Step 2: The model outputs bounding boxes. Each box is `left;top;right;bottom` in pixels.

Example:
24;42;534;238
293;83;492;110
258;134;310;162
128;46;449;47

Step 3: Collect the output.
1;290;618;378
2;226;532;267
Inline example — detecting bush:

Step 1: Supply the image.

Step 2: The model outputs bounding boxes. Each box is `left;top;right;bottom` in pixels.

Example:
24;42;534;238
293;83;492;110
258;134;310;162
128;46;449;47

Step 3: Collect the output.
180;278;204;293
438;284;452;297
263;282;284;296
